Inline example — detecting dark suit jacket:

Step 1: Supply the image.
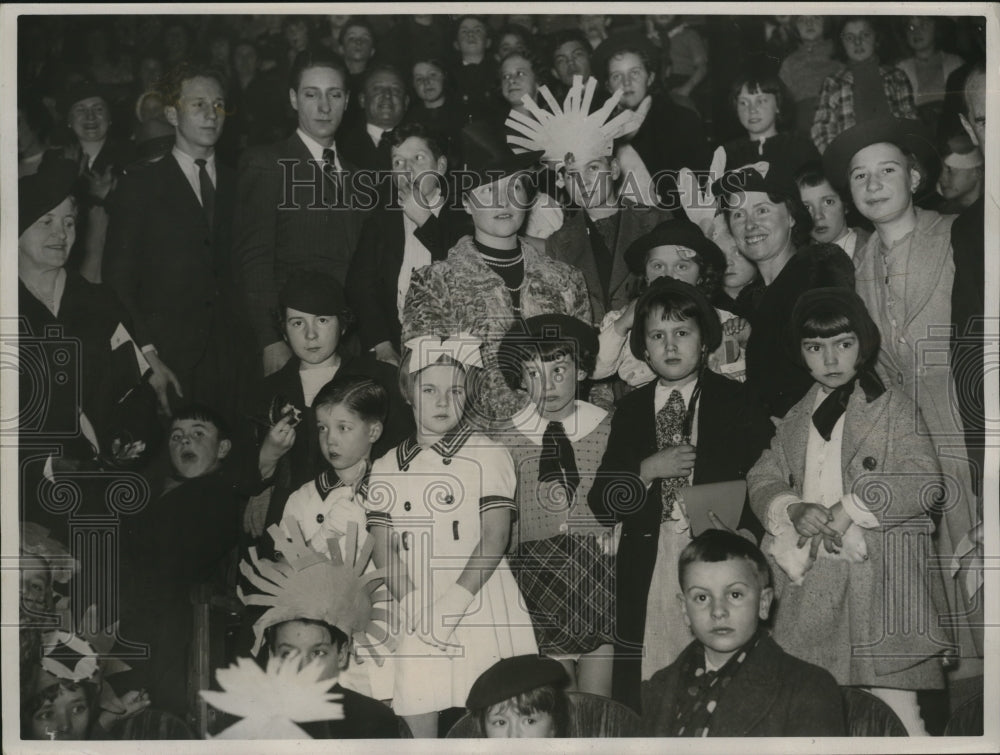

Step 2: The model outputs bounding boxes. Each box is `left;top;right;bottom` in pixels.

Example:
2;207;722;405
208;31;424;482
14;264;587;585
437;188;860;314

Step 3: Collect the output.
641;634;846;736
338;122;393;173
588;370;773;711
104;153;238;378
234;133;367;349
345;202;471;351
544;202;673;322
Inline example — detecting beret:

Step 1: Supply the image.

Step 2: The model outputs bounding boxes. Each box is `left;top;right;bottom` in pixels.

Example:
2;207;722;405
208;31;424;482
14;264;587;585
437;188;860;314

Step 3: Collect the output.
278;270;349;317
466;655;569;711
18;158;79;236
497;314;598;388
712;160;797;203
623;218;726;279
822;116;937;192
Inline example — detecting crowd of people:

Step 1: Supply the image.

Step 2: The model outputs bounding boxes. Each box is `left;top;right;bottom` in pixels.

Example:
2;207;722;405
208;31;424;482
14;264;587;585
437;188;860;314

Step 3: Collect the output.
15;12;987;741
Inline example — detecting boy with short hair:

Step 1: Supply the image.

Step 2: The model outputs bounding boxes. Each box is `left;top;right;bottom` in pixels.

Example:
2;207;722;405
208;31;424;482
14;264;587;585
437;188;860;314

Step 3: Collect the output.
119;403;245;718
640;529;845;737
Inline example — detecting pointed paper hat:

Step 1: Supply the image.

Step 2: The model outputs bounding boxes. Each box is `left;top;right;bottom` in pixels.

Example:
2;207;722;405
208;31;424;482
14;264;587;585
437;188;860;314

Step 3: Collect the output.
505;75;642;170
239;519;390;659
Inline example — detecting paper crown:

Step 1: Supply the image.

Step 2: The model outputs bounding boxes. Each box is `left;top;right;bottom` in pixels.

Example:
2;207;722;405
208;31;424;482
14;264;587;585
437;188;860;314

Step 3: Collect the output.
239;520;390;659
505;75;642;168
201;655;345;740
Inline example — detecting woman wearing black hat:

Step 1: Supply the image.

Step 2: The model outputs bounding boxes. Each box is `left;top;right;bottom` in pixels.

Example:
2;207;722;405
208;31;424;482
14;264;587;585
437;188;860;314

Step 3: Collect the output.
401;124;591;430
18;160;160;537
719;162;855;419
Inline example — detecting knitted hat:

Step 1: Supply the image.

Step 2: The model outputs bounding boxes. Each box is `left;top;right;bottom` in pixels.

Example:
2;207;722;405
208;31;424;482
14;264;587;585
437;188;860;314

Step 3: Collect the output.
466;655;569;711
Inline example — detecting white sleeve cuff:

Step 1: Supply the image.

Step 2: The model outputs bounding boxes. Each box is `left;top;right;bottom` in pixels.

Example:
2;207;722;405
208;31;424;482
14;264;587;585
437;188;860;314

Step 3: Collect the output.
766;493;802;536
840;493;880;529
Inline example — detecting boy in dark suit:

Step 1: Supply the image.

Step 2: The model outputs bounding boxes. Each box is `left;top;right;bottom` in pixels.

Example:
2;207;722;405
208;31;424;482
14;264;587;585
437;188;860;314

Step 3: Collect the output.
641;529;845;737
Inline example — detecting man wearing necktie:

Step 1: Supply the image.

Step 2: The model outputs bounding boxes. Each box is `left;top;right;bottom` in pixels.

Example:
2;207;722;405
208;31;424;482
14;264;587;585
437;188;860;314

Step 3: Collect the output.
104;62;250;423
235;49;365;377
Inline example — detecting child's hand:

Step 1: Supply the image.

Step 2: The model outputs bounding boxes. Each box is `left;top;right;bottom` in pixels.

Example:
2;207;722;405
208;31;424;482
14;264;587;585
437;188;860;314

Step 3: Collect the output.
398;178;433;226
258;413;297;478
641;444;696;482
788;502;842;549
722;316;750;342
613;300;638;336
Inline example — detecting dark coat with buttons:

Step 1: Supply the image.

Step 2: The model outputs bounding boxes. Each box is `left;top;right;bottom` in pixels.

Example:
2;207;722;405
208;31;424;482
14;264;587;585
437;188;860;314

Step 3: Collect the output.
587;369;774;712
746;382;951;687
640;634;846;737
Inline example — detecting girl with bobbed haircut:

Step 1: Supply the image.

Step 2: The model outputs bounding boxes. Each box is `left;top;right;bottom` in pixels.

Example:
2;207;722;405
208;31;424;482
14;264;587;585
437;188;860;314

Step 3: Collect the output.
787;287;881;375
628;276;723;363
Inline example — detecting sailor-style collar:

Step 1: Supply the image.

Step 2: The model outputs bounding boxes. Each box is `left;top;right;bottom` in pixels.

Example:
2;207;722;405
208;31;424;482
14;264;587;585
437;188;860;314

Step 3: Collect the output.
315;463;371;501
510;400;607;446
395;424;475;469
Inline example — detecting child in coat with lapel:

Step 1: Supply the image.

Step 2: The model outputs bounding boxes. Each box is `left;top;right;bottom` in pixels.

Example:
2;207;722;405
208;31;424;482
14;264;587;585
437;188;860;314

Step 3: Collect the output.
747;287;950;735
588;278;772;714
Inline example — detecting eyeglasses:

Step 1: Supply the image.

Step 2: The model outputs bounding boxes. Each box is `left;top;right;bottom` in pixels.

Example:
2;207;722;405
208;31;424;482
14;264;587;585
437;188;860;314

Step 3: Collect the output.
841;31;874;45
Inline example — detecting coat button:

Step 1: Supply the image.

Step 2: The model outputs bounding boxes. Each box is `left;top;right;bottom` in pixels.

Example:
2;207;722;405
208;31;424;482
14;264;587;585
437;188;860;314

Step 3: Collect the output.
316;514;324;523
863;457;877;471
404;501;411;512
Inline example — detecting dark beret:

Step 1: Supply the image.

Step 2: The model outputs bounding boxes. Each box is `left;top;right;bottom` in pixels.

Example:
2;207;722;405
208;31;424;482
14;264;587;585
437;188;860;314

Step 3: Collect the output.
278;270;349;317
712;160;797;203
497;314;598;389
623;218;727;279
18;158;79;236
466;655;569;711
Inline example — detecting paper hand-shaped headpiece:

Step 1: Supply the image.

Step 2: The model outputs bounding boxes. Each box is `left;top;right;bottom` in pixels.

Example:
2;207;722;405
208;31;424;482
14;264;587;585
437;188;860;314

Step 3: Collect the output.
403;332;484;373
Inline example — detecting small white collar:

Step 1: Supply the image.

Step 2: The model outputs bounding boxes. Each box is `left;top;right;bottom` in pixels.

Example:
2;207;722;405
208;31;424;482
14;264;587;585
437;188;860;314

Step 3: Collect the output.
511;401;607;446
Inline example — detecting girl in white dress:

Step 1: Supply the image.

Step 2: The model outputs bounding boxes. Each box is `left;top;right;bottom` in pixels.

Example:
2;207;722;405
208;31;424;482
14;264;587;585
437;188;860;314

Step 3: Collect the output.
367;334;538;738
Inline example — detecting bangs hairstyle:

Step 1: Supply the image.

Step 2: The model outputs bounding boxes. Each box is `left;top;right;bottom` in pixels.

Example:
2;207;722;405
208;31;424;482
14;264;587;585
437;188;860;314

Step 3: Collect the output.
313;374;388;424
21;678;99;731
498;338;596;391
789;287;881;371
794;161;835;192
475;685;570;738
678;529;773;591
170;403;231;441
729;72;791;130
397;349;479;405
629;286;721;360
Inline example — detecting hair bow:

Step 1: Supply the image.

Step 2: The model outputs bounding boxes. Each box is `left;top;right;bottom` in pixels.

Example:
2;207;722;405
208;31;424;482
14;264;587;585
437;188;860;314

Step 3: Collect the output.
403;333;484;373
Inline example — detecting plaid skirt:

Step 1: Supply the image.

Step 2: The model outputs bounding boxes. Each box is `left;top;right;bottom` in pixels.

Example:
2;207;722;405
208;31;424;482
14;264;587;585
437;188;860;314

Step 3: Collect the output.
510;533;616;655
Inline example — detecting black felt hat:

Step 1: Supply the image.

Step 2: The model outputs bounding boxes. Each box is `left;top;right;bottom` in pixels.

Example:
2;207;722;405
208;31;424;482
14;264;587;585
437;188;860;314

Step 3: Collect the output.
460;120;543;192
61;80;110;116
465;655;569;711
497;314;598;389
278;270;349;317
18;158;79;236
623;218;727;279
822;116;938;192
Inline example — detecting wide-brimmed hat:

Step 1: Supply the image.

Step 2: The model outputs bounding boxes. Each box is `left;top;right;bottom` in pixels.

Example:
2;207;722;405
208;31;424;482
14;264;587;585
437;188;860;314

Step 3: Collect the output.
822;116;938;192
591;30;659;83
460;120;543;192
623;218;726;278
18;158;79;236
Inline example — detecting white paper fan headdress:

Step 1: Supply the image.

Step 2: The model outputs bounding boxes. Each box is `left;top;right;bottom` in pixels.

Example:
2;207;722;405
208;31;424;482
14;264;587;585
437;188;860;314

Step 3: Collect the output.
505;75;642;171
238;519;390;660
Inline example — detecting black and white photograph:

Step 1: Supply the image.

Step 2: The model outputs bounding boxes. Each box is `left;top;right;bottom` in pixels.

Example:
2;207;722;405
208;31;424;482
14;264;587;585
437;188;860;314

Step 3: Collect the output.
1;4;996;752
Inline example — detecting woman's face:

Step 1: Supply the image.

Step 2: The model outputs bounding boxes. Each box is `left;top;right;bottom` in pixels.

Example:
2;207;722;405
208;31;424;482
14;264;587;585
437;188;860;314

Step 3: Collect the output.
735;85;779;139
795;16;825;43
841;20;876;63
727;191;795;265
412;62;445;105
29;685;93;740
68;96;110;144
501;54;537;108
19;197;76;273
